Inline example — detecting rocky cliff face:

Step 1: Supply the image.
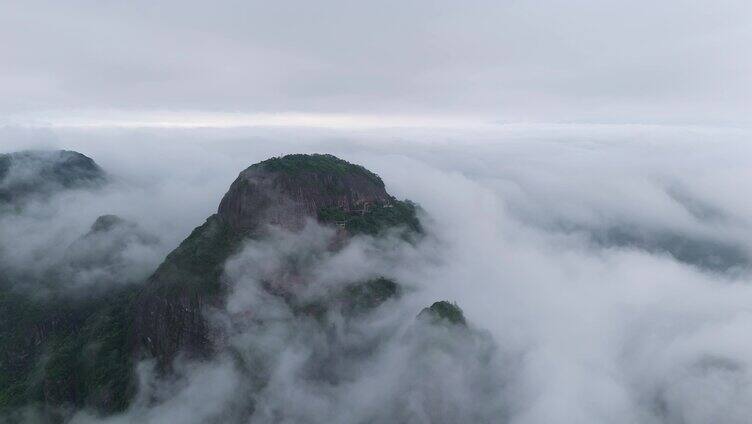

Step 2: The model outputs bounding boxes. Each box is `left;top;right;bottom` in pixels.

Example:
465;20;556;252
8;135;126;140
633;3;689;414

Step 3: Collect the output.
133;215;240;366
217;154;392;233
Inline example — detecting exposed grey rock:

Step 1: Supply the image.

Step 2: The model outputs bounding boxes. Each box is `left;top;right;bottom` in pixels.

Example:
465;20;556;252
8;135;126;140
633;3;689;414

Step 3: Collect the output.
218;154;391;233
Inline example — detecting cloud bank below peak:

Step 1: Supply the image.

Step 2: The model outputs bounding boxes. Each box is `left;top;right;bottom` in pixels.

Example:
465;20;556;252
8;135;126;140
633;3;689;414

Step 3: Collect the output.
1;125;752;422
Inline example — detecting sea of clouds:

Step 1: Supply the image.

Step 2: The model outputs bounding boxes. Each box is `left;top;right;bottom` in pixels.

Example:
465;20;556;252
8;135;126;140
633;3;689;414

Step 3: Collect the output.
1;123;751;423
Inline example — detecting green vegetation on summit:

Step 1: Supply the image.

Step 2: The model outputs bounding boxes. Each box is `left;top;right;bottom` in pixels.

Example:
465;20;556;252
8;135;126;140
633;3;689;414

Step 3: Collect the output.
254;153;384;188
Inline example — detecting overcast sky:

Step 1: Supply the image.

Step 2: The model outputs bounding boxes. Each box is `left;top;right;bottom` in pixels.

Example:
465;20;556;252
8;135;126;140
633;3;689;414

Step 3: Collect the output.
1;0;750;128
2;3;752;420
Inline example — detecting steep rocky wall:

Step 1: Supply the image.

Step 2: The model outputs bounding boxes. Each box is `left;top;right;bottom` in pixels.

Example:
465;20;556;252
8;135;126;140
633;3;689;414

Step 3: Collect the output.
218;155;391;232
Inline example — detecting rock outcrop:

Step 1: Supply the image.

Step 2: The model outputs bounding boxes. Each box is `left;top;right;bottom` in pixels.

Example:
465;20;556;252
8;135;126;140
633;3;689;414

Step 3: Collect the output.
217;154;392;232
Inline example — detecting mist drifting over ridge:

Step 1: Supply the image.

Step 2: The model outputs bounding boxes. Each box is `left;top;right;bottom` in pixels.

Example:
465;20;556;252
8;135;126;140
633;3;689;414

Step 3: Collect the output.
0;123;749;423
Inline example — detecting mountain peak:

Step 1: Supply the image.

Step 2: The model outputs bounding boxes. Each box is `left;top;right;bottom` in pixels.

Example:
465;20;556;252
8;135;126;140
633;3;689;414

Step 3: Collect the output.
218;153;392;233
0;149;106;204
90;214;128;233
253;153;384;187
135;154;420;367
418;301;467;326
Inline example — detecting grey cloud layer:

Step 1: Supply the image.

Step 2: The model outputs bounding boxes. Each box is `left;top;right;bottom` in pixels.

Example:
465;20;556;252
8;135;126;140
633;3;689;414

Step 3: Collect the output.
1;0;750;124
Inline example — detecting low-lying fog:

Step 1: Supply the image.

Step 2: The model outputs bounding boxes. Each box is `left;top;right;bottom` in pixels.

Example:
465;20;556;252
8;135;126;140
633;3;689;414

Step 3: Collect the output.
2;124;751;423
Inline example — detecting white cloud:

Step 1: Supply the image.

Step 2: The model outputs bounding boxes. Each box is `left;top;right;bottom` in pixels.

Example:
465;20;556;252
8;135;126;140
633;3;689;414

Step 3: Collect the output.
2;124;752;422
